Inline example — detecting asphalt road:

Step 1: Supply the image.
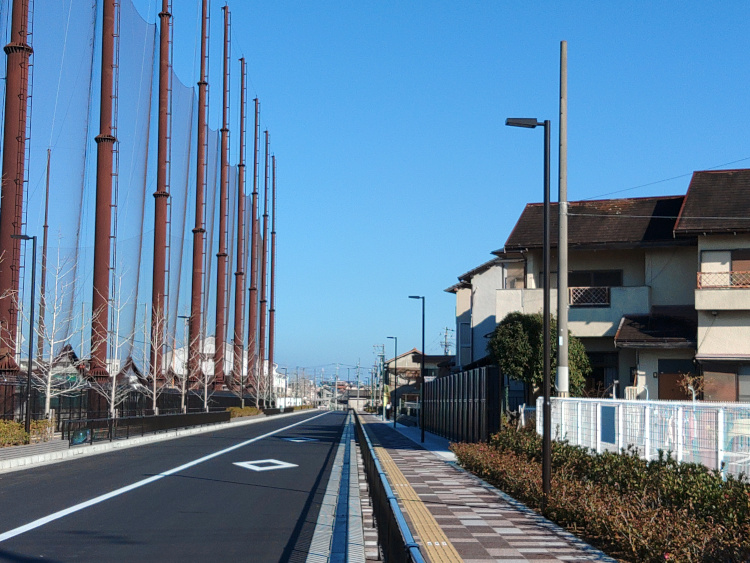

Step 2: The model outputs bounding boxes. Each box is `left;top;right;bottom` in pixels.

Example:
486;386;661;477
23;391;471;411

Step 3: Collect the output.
0;410;347;562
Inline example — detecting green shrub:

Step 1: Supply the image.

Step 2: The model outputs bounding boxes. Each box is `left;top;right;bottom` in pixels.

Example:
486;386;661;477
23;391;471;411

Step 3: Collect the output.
227;406;261;418
0;420;29;447
452;422;750;562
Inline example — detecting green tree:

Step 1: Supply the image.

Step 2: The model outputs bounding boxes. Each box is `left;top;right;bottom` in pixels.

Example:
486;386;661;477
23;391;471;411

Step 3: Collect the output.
487;311;589;396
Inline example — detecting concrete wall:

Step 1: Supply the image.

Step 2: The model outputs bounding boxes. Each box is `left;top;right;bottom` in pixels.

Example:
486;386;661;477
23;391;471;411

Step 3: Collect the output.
634;348;695;400
697;310;750;357
645;246;696;306
469;263;505;363
496;286;650;337
454;286;472;368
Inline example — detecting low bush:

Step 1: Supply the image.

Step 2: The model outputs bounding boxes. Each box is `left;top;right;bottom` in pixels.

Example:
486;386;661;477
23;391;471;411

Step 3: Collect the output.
451;422;750;562
30;419;54;443
0;420;29;447
227;406;261;418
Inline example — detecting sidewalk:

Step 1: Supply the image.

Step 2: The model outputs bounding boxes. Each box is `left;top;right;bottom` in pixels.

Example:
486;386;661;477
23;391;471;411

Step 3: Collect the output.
361;414;616;563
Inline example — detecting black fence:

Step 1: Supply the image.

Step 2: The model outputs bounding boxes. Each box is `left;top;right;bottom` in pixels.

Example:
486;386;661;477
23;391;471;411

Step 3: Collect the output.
61;411;232;446
0;383;258;432
423;366;502;443
353;412;424;563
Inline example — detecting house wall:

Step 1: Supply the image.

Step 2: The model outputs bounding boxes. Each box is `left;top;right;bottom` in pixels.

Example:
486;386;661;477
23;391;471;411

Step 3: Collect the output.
497;286;649;337
635;348;695;400
645;247;696;306
454;286;472;368
697;310;750;357
568;249;646;286
469;263;505;363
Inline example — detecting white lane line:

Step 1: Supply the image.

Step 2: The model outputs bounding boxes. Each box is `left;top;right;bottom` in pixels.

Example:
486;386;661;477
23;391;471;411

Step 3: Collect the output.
0;411;332;543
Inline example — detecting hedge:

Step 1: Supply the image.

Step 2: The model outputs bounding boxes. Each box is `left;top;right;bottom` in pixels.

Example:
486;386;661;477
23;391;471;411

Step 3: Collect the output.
451;422;750;562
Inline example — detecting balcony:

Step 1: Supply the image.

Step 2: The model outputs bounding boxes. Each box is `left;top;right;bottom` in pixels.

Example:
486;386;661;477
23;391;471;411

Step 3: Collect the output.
695;270;750;311
569;286;610;307
496;286;650;338
697;270;750;289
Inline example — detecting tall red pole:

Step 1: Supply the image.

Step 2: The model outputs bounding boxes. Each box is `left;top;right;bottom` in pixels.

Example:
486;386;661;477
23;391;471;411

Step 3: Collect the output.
0;0;32;372
189;0;209;383
233;58;247;386
268;156;277;388
214;5;230;389
150;0;171;392
89;0;117;381
247;99;259;404
258;131;270;399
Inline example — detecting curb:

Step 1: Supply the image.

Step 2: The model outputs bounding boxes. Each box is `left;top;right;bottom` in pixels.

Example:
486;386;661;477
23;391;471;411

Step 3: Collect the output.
0;410;311;475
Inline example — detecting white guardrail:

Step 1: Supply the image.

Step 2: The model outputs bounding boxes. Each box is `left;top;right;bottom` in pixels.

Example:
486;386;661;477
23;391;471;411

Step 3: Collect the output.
536;397;750;478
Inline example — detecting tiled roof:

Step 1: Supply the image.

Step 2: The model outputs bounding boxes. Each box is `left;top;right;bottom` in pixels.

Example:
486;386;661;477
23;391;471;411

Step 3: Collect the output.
614;307;697;349
674;169;750;235
502;195;688;251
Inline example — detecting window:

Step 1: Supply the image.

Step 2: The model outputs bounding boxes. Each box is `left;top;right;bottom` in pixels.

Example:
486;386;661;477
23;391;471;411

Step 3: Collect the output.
569;270;623;287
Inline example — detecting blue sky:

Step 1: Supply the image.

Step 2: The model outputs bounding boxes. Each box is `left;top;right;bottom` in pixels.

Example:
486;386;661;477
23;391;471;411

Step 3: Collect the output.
23;1;750;381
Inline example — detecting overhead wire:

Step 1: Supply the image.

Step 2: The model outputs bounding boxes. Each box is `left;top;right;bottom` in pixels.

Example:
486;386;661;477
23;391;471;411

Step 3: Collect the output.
582;156;750;201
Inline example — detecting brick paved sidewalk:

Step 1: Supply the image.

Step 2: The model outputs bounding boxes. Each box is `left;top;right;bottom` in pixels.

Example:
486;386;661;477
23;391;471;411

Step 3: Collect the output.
361;415;616;563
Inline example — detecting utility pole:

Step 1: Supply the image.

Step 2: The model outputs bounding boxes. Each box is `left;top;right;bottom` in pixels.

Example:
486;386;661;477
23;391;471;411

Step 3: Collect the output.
334;364;339;411
442;327;454;356
557;40;569;397
356;360;361;407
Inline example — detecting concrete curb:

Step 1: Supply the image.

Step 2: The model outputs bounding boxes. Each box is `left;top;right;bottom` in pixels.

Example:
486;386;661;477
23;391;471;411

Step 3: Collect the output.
0;410;312;475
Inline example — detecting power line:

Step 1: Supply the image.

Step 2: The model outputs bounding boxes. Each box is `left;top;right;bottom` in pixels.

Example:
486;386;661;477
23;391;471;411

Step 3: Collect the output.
582;156;750;201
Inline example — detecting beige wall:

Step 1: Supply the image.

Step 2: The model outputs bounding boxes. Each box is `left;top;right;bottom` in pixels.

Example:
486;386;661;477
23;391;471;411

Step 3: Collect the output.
697;310;750;357
569;249;646;286
634;348;695;400
645;247;696;306
497;286;650;338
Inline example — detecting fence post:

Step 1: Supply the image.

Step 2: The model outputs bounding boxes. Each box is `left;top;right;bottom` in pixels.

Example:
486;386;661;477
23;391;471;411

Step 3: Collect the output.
677;406;684;463
596;402;602;454
617;401;624;452
560;398;566;441
644;404;651;461
717;408;725;477
576;400;582;447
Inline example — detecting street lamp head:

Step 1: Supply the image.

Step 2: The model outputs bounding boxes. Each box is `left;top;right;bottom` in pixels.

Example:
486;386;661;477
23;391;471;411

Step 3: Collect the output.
408;295;423;300
387;336;396;340
505;117;540;129
11;233;32;241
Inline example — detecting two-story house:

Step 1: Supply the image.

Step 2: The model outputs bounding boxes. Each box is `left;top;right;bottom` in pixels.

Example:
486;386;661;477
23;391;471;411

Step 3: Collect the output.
673;169;750;402
448;169;750;401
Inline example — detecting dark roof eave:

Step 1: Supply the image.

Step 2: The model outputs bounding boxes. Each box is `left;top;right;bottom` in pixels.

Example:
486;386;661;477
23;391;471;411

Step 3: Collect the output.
504;238;696;252
615;341;696;349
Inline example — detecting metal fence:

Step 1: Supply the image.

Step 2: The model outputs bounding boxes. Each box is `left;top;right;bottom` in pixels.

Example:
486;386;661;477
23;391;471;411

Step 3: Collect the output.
353;412;424;563
537;397;750;478
61;411;231;446
423;367;501;443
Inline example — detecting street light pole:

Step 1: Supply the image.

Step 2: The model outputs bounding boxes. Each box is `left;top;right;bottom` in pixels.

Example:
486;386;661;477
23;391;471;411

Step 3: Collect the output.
505;117;552;509
387;336;397;429
178;314;190;412
280;367;288;410
12;234;36;434
409;295;425;443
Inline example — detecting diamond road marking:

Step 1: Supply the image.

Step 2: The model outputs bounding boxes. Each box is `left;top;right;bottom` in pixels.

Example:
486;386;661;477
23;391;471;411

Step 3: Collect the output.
281;437;319;443
233;459;299;472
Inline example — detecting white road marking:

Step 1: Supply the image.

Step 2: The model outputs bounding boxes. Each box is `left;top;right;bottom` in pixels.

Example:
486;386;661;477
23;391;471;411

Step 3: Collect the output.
0;411;331;543
233;459;298;471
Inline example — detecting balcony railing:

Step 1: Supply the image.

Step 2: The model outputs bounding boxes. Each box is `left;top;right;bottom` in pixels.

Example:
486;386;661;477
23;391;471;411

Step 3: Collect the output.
569;286;610;307
697;270;750;289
